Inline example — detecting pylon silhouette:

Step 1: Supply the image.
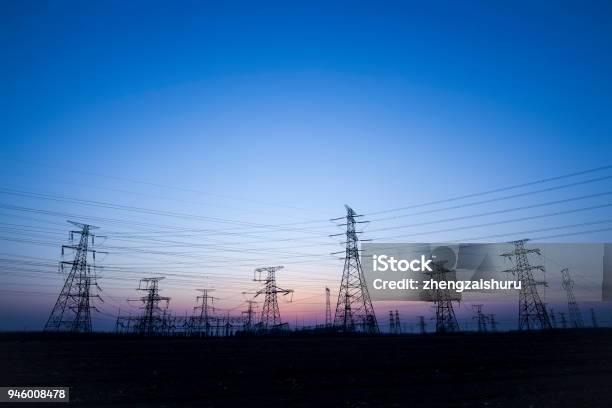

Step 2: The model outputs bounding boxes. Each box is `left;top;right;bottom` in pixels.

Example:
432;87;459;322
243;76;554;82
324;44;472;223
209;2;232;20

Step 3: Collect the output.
331;205;379;334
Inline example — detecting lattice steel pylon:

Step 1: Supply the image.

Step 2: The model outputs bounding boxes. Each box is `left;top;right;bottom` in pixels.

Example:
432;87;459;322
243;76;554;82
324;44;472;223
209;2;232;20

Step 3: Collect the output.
194;288;216;336
325;287;332;327
242;300;257;333
472;304;488;332
44;221;103;333
489;314;498;332
590;308;598;328
253;266;293;329
561;268;584;328
418;316;427;334
426;261;460;333
549;308;558;328
130;277;170;335
394;310;401;334
501;239;552;331
559;312;568;329
331;205;379;334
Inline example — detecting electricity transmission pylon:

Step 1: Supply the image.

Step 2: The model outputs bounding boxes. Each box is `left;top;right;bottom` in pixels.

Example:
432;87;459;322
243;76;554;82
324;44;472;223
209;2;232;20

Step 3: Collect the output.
194;288;216;336
489;314;498;332
325;287;332;327
130;277;170;335
253;266;293;330
559;312;568;329
501;239;552;331
472;304;488;332
331;205;379;334
561;268;584;328
418;316;427;334
394;310;401;334
426;261;459;333
389;311;395;334
44;221;104;333
590;308;598;328
549;308;557;328
242;300;257;333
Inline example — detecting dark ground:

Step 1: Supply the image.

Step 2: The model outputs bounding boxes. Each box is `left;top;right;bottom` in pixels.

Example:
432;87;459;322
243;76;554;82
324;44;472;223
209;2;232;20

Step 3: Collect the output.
1;330;612;407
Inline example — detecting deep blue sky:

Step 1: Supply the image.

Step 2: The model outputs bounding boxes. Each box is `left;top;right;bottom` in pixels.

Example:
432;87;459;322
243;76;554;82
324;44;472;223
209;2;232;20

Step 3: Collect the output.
1;1;612;331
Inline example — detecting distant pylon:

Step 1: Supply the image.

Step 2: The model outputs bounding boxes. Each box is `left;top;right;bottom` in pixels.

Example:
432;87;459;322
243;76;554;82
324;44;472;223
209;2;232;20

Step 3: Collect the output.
501;239;552;331
131;277;170;335
44;221;104;333
224;312;231;337
426;261;459;333
549;308;557;328
331;205;379;334
472;304;488;332
561;268;584;328
559;312;568;329
590;308;599;328
489;314;498;332
389;311;395;334
253;266;293;329
242;300;257;333
418;316;427;334
394;310;401;334
325;287;332;327
194;288;216;336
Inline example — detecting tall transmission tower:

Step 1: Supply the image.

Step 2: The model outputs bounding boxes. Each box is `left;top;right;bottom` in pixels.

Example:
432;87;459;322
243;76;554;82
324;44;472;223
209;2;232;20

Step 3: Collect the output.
472;304;488;333
418;316;427;334
44;221;104;333
253;266;293;330
325;287;332;327
501;239;552;331
561;268;584;328
331;205;379;334
426;261;460;333
194;289;216;336
389;311;395;334
131;277;170;335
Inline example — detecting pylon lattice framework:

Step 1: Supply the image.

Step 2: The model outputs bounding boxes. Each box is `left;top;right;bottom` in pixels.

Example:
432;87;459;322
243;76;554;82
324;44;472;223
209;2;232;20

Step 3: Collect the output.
418;316;427;334
561;268;584;328
501;239;552;331
194;288;216;336
132;277;171;335
426;261;460;333
332;205;379;334
472;304;488;332
242;300;257;332
394;310;401;334
253;266;293;329
44;221;102;333
325;286;332;327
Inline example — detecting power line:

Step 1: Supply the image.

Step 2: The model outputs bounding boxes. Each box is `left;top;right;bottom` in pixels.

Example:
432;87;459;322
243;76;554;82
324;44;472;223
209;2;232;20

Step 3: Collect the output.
369;175;612;222
367;191;612;234
1;156;321;213
365;164;612;216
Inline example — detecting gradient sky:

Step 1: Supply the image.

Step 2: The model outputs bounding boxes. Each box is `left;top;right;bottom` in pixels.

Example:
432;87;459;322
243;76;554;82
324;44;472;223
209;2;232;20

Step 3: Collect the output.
1;1;612;331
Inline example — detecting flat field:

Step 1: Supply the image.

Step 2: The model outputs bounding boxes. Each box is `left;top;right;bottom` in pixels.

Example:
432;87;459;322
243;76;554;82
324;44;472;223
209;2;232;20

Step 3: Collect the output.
1;330;611;407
